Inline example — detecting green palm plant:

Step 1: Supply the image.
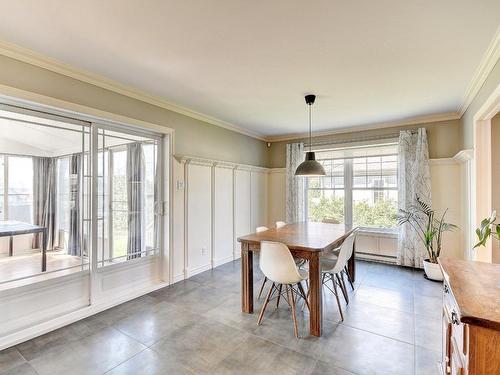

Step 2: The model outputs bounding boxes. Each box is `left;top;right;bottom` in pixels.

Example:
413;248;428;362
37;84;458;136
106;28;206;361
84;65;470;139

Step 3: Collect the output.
474;211;500;248
397;196;458;263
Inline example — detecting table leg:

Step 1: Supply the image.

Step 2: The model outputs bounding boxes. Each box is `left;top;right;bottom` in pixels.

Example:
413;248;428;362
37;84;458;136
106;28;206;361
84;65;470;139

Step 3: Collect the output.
347;237;356;282
9;236;13;256
309;252;322;337
241;242;253;314
42;229;48;272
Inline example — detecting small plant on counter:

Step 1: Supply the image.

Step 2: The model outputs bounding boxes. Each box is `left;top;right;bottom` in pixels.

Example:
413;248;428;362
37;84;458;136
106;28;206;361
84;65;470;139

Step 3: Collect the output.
474;211;500;248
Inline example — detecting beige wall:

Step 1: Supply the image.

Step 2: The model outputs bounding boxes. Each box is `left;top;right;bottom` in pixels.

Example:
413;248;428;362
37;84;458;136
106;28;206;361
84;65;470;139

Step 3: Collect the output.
461;61;500;149
267;119;461;168
0;55;269;167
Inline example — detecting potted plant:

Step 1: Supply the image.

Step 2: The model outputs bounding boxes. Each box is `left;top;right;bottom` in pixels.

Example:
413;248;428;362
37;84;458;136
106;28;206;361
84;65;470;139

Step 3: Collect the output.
474;211;500;248
398;196;458;281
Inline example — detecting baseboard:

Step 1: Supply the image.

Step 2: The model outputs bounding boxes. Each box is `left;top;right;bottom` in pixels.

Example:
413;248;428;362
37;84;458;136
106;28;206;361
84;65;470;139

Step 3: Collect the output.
213;255;234;267
0;280;169;350
185;263;212;278
172;273;185;283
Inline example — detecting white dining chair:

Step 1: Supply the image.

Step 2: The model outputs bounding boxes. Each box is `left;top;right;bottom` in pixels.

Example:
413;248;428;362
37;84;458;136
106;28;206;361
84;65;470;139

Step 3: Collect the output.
257;241;309;338
256;226;270;300
321;232;356;321
275;221;287;229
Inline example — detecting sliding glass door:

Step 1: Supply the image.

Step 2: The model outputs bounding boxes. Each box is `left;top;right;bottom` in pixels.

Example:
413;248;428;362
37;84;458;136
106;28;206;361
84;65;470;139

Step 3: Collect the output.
0;104;165;288
94;124;163;268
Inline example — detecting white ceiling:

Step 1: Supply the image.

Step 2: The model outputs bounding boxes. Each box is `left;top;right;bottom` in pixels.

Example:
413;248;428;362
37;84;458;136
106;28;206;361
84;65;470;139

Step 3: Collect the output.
0;1;498;138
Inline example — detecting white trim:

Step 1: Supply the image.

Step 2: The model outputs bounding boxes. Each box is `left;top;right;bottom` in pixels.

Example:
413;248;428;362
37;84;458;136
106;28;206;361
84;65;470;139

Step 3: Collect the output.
0;33;498;143
175;154;269;172
0;40;266;141
458;25;500;116
185;263;212;278
213;255;235;268
429;158;458;166
453;149;474;163
266;112;460;142
0;279;169;350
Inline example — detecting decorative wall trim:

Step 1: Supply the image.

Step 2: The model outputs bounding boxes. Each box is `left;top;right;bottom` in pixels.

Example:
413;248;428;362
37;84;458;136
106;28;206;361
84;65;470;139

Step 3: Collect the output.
175;154;269;172
429;158;458;166
266;112;460;142
458;25;500;116
0;40;267;141
453;149;474;163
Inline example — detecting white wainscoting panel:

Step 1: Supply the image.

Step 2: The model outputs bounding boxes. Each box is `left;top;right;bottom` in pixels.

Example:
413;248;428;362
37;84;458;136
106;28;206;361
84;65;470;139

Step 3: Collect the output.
234;169;251;258
213;166;234;267
186;163;212;276
172;159;186;282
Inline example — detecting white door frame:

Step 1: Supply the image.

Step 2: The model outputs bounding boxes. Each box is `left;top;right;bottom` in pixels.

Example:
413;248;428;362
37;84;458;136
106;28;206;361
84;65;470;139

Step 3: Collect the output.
472;83;500;262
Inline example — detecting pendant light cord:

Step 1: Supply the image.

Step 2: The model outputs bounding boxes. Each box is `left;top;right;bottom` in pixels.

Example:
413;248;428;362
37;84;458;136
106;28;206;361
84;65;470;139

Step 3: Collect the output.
308;103;312;152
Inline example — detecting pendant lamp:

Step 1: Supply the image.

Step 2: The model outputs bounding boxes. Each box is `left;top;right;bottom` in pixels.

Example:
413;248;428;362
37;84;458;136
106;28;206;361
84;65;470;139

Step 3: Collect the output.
295;94;326;176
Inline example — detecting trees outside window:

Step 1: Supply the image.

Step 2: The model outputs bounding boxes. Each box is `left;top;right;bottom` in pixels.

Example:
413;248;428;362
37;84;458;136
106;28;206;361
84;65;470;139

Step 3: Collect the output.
306;149;398;229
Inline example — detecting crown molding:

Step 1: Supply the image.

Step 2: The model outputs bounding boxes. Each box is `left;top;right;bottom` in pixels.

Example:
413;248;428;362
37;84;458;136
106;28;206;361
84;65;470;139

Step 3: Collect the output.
265;112;460;142
458;25;500;117
453;149;474;162
0;40;267;141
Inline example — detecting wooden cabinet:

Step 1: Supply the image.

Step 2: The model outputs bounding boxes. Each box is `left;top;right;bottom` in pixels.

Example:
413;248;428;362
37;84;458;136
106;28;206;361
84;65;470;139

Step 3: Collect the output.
439;259;500;375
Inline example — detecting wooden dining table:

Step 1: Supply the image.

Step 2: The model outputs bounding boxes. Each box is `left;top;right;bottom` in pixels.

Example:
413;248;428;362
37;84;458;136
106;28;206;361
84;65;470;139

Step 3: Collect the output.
238;222;357;337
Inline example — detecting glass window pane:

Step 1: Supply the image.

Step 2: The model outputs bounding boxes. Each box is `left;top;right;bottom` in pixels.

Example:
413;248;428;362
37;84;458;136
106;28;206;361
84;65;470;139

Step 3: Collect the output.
307;189;344;224
353;189;398;228
8;157;34;223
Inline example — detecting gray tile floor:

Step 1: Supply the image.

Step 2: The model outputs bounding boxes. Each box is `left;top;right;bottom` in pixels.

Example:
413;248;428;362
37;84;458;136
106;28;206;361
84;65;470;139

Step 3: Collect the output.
0;260;443;375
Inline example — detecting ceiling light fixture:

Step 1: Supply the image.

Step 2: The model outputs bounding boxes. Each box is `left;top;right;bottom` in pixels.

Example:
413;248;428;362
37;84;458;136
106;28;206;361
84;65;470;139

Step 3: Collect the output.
295;94;326;176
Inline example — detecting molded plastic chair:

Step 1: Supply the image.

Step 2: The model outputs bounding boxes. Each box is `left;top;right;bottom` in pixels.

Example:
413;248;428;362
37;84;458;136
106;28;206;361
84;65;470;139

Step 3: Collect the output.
275;221;287;229
321;232;356;321
257;241;309;338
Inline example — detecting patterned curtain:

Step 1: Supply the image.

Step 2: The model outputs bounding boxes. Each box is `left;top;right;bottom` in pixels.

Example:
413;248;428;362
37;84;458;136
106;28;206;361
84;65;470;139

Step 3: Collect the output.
397;128;432;268
285;142;305;223
32;157;57;250
127;143;146;259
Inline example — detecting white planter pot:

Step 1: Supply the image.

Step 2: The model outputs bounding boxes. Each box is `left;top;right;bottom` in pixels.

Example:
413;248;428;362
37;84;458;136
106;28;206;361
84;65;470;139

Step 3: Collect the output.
423;259;443;281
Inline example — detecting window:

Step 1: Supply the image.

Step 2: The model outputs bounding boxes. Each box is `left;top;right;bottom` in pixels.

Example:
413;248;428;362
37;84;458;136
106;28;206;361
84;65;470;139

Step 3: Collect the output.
96;127;161;267
0;156;34;223
306;144;398;229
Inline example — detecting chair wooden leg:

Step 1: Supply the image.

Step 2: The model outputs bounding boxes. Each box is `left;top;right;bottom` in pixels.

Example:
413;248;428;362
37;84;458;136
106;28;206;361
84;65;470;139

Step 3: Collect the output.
331;274;344;321
257;282;275;325
257;277;268;299
276;284;283;308
288;285;299;338
340;272;349;304
344;266;355;290
336;273;349;304
297;281;310;312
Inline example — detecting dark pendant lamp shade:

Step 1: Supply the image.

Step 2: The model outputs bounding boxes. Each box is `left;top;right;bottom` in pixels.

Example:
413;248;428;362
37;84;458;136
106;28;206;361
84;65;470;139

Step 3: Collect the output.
295;94;326;176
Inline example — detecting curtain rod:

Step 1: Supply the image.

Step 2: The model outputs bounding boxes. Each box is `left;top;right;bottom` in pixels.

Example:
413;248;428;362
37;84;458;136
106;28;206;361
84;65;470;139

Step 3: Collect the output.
303;129;419;148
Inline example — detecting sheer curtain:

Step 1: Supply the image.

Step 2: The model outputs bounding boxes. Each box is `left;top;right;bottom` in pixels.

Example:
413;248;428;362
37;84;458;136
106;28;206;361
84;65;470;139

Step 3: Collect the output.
285;142;305;223
68;153;82;256
397;128;432;268
32;157;57;250
127;143;145;259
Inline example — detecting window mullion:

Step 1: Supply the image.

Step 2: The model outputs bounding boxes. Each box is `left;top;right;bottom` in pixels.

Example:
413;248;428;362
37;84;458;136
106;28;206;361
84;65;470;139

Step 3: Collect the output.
344;159;353;226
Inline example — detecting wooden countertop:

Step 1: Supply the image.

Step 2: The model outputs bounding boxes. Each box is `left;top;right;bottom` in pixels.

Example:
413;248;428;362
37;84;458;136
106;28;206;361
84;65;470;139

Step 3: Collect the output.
439;258;500;331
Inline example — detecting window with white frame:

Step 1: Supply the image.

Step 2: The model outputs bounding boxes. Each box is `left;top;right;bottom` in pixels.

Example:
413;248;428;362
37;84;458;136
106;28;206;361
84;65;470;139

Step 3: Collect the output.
0;155;34;223
306;143;398;229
